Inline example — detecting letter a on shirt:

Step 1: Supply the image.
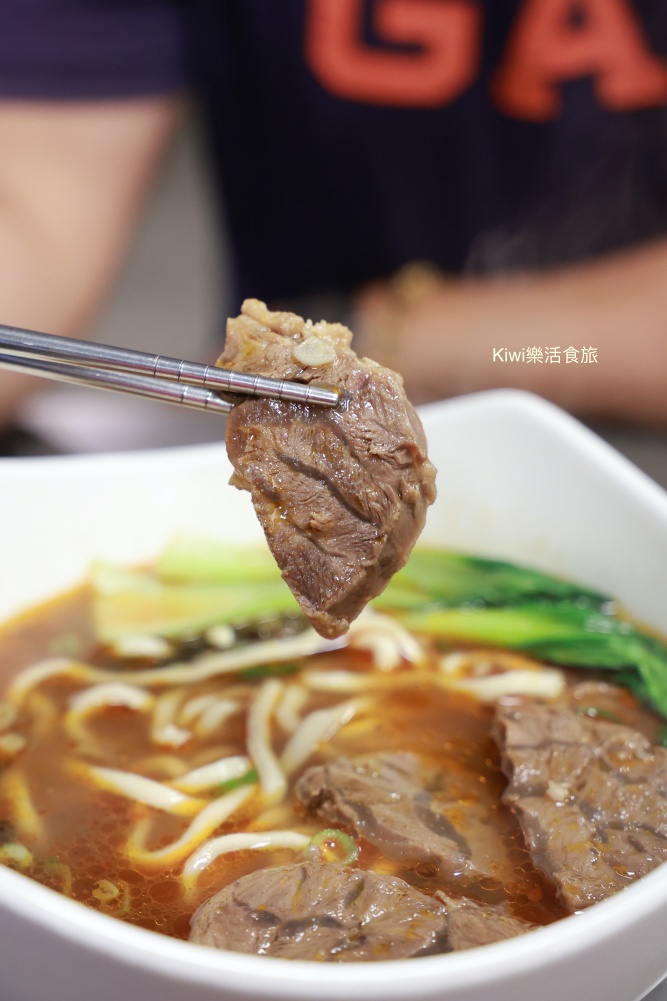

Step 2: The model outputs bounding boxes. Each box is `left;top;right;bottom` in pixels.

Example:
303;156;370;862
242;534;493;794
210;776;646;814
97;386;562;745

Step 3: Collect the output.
305;0;481;107
493;0;667;120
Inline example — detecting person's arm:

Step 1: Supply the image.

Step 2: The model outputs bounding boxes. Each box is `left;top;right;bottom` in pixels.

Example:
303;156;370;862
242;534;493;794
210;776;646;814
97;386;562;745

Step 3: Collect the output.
0;97;182;428
355;238;667;423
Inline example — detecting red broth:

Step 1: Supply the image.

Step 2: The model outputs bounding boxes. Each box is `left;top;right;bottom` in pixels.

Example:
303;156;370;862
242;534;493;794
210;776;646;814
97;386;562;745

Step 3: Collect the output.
0;585;662;941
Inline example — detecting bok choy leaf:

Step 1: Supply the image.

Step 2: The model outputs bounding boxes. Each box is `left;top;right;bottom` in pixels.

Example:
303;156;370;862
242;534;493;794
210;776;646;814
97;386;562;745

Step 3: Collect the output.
401;602;667;719
90;539;667;719
377;549;609;610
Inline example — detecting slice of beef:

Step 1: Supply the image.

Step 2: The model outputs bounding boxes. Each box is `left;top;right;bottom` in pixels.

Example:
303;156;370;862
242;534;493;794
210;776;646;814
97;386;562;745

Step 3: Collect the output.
295;752;512;882
189;861;450;960
219;299;437;639
434;892;535;950
494;703;667;911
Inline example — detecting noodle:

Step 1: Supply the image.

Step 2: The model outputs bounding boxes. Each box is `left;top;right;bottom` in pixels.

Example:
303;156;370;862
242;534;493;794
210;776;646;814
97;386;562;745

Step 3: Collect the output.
135;754;190;779
303;668;440;692
204;625;235;650
348;610;424;670
247;680;287;802
440;668;565;702
3;770;43;842
275;684;308;734
302;669;371;693
280;700;363;776
25;689;58;740
179;693;238;734
171;755;252;794
194;699;239;738
65;683;154;743
182;830;311;888
7;630;341;699
8;658;93;704
79;765;205;816
116;630;339;687
109;635;173;660
151;690;191;748
179;693;221;724
439;652;566;702
127;784;256;867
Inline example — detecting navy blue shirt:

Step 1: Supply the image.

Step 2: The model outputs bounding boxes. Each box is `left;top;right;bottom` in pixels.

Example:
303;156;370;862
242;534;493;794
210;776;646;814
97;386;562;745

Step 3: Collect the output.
1;0;666;301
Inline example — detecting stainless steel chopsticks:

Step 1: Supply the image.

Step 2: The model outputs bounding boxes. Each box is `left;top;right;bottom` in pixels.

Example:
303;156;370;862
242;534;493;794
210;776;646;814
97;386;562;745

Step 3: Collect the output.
0;324;341;414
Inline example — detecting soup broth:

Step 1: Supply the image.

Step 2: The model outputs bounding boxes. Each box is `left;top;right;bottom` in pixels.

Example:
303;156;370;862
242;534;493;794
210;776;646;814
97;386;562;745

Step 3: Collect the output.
1;548;666;960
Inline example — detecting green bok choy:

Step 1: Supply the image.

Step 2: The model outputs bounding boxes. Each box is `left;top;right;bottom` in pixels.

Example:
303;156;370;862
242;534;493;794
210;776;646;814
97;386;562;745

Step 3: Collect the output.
90;538;667;718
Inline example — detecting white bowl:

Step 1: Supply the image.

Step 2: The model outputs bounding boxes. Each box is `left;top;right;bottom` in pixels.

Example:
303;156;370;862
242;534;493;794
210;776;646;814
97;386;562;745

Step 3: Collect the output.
1;389;667;1001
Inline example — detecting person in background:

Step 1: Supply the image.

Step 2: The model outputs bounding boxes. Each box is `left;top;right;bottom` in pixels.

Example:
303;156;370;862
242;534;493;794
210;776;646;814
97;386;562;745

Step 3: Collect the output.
0;0;666;437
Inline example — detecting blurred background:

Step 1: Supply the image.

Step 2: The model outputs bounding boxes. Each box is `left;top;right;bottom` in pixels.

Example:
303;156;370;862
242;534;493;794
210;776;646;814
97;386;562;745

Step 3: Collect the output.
12;115;230;455
1;1;666;497
9;110;667;492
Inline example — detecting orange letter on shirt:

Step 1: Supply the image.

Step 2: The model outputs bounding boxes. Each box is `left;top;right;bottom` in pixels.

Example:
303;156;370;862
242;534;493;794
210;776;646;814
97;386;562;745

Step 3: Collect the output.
305;0;481;107
493;0;667;120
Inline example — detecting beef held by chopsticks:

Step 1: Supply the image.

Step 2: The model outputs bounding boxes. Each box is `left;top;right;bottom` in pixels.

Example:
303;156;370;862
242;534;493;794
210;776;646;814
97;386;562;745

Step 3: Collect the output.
218;299;437;639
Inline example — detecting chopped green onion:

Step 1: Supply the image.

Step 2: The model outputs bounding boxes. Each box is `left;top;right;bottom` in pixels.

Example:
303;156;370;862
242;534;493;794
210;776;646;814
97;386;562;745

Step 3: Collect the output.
92;879;120;904
0;843;33;868
305;829;359;865
576;706;625;724
43;859;72;895
92;878;131;914
215;769;259;796
239;663;301;681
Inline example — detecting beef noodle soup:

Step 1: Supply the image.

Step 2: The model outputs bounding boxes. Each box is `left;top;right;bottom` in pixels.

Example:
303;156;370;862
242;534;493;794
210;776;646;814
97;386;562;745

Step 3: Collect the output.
0;543;666;961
